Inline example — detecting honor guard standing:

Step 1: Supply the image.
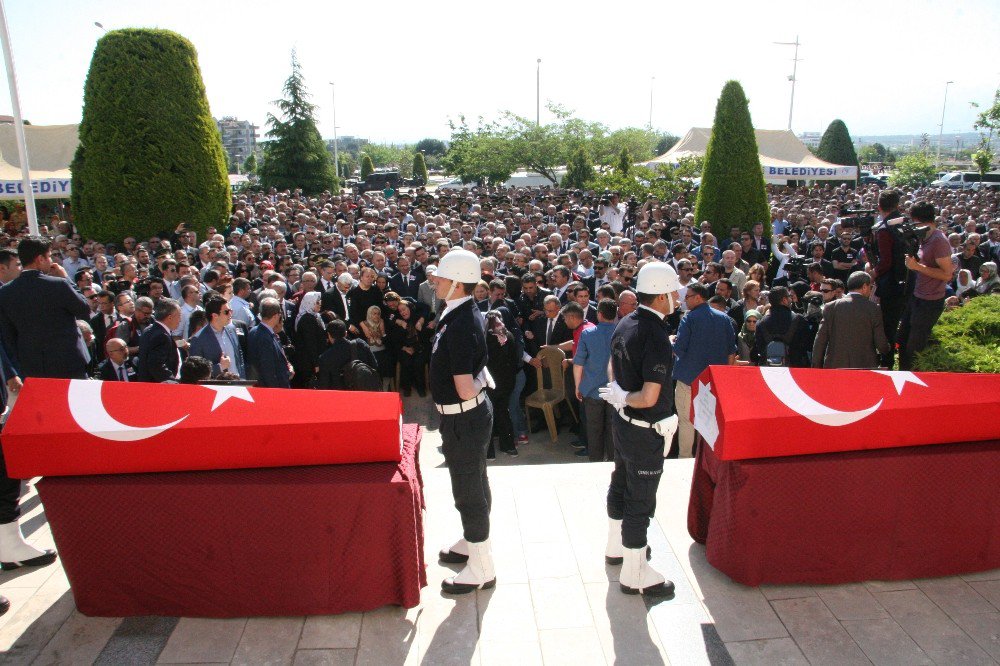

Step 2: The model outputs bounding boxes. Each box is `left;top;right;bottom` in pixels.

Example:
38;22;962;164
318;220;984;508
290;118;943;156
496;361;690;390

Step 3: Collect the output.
431;249;497;594
598;262;680;596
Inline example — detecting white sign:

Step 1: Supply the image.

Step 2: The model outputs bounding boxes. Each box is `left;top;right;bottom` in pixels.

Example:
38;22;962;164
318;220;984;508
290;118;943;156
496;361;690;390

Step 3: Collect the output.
0;178;71;200
763;165;858;180
693;381;720;449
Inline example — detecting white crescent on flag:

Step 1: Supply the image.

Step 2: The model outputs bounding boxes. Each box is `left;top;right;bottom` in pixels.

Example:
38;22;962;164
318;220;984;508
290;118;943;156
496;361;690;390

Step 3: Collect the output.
68;379;189;442
759;367;883;427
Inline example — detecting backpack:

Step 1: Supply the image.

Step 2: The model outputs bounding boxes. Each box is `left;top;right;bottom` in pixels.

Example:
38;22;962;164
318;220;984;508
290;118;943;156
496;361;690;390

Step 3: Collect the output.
342;340;382;391
765;316;801;367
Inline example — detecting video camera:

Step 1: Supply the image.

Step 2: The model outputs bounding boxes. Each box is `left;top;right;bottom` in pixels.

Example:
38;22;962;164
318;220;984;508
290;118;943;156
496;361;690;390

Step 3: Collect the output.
897;220;931;257
838;207;877;236
784;255;810;281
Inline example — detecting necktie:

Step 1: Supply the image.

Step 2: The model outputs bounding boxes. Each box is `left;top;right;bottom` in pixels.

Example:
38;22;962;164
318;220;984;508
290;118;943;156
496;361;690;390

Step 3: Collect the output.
118;365;126;382
546;318;554;345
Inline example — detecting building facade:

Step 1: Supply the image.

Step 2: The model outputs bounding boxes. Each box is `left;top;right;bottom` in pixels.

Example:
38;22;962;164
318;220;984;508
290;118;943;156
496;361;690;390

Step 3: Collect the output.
216;117;259;170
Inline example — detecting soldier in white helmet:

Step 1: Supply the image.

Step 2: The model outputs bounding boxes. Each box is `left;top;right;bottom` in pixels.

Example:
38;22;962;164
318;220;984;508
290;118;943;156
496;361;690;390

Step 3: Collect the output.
598;261;680;596
431;248;497;594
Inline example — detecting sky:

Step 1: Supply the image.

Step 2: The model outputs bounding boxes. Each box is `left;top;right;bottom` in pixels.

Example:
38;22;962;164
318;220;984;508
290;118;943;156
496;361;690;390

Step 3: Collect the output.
2;0;999;145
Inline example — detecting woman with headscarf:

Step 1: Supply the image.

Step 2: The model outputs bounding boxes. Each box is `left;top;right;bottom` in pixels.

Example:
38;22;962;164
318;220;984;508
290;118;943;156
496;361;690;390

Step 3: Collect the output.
360;305;392;388
292;291;326;387
737;309;761;364
954;269;976;300
970;262;1000;298
484;309;520;459
388;298;427;397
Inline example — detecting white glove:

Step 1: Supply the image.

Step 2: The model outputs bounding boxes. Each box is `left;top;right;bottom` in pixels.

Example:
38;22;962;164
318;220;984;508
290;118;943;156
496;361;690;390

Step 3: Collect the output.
654;414;678;442
598;381;628;410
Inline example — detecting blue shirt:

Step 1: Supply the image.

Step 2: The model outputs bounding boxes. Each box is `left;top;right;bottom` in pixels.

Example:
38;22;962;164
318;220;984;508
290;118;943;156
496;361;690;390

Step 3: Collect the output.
672;303;737;385
573;322;616;399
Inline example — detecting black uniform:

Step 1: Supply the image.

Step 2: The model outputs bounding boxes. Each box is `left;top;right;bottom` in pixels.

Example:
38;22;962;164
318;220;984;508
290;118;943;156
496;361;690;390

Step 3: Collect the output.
430;298;494;544
608;306;674;549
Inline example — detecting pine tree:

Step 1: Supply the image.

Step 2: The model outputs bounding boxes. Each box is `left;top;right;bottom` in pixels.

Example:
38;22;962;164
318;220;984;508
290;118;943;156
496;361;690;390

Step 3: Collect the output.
816;119;860;185
694;81;769;237
412;152;429;185
242;153;257;175
70;29;229;241
562;146;596;189
617;147;632;175
360;154;375;181
258;51;334;193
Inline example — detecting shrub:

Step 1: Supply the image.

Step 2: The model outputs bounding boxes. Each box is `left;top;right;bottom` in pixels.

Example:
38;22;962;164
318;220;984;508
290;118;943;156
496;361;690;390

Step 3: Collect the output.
694;81;769;238
71;29;230;242
816;119;860;187
913;295;1000;373
412;152;428;185
360;154;375;181
562;146;596;189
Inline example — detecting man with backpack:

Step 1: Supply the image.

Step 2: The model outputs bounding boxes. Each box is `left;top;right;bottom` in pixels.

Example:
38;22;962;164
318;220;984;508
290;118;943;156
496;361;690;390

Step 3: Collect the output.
755;286;811;368
315;319;381;391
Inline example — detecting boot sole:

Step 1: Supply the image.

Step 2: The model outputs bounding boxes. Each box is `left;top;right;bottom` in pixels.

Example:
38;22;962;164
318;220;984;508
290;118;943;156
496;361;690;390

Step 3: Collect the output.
438;550;469;564
605;545;652;566
1;550;57;571
619;581;675;597
441;578;497;595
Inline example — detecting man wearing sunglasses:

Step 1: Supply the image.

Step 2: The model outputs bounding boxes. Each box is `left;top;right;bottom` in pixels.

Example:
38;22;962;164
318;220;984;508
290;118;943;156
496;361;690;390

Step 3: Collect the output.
188;296;246;378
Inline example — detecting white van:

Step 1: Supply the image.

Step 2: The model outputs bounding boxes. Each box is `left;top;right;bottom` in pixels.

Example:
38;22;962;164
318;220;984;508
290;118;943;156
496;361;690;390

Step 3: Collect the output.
931;171;1000;189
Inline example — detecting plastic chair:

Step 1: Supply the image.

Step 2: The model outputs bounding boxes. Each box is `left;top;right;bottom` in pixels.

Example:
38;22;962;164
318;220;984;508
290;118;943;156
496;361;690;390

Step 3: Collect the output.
524;347;577;442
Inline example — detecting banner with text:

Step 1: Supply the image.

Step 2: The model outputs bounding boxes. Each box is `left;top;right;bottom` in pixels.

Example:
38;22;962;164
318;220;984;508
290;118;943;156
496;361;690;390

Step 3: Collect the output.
763;165;858;180
0;178;72;200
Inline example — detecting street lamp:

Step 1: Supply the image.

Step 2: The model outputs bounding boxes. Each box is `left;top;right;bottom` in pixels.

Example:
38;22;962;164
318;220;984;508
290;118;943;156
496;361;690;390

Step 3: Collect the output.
0;0;38;235
649;76;655;129
328;82;340;186
536;58;541;127
94;21;106;32
936;81;954;169
774;36;801;131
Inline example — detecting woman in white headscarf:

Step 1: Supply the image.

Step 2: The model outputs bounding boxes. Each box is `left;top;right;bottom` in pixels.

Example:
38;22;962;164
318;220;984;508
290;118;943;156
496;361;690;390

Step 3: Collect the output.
954;269;975;300
292;291;325;387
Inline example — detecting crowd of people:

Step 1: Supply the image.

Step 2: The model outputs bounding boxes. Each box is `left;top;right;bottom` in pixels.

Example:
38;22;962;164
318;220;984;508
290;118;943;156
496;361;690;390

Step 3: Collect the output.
0;180;997;462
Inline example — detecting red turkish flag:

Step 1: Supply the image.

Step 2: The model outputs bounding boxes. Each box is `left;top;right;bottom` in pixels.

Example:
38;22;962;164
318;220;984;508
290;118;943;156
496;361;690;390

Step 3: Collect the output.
691;366;1000;461
1;379;403;478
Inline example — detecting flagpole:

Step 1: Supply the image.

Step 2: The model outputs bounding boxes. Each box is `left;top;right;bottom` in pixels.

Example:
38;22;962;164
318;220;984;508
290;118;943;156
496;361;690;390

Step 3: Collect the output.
0;0;39;236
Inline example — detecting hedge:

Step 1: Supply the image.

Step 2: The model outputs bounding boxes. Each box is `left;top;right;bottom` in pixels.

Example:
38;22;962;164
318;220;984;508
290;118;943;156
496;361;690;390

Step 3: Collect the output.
71;29;230;243
913;295;1000;373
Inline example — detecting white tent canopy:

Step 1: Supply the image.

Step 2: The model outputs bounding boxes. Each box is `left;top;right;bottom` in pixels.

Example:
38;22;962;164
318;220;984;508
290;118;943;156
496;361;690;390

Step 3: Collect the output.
0;123;76;199
649;127;857;181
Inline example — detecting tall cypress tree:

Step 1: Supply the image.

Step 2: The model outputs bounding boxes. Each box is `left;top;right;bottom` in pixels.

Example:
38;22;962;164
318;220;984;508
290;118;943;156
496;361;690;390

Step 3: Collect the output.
360;154;375;181
694;81;769;237
258;52;334;193
816;119;860;186
71;29;229;242
412;152;429;185
562;146;595;189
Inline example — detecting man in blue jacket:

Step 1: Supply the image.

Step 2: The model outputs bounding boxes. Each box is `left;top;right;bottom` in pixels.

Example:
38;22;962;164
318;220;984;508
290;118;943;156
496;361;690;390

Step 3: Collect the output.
189;297;246;378
573;298;618;462
247;298;291;388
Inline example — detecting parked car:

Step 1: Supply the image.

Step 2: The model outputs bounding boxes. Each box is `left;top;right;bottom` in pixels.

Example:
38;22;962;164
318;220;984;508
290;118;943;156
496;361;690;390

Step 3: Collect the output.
931;171;1000;190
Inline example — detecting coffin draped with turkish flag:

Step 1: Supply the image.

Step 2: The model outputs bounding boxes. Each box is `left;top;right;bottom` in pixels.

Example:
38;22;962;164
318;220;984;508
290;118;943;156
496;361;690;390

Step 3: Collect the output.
2;378;403;477
691;366;1000;460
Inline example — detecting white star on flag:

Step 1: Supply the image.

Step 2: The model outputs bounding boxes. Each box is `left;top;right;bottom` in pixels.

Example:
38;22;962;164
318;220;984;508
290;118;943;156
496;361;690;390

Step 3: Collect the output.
871;371;928;395
204;385;255;411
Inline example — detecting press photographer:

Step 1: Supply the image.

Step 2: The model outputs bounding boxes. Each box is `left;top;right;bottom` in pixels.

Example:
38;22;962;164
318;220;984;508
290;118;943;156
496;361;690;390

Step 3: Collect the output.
897;201;952;371
872;190;907;366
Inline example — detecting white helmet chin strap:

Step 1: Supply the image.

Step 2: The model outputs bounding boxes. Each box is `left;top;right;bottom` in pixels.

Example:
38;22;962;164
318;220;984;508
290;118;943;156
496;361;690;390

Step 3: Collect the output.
444;279;459;302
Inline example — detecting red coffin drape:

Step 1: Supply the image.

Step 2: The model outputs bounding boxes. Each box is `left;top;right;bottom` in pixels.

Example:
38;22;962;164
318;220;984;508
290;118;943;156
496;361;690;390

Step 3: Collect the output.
688;436;1000;586
37;425;426;617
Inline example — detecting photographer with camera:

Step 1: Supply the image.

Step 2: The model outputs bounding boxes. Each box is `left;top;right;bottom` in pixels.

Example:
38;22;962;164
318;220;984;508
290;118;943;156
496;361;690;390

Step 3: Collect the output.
598;192;627;235
872;191;907;367
897;201;953;371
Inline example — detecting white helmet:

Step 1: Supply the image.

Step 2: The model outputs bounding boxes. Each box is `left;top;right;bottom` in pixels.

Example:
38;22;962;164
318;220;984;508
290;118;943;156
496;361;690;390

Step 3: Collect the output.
435;248;481;284
636;261;679;295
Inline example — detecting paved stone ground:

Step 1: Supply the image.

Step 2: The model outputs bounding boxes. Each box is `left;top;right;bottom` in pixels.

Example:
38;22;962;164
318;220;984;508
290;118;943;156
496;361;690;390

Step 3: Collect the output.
0;394;998;665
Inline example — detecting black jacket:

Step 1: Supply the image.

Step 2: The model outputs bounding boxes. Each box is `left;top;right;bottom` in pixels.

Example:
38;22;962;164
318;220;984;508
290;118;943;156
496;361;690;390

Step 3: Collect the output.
754;305;810;367
315;338;378;389
136;322;180;382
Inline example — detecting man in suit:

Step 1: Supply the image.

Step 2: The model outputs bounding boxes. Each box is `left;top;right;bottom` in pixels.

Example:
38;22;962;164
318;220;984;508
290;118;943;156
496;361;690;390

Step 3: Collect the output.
812;271;890;370
525;295;571;360
89;291;118;362
189;296;246;378
0;238;90;379
550;266;572;303
315;319;378;389
388;256;421;300
321;273;353;321
247;298;292;388
417;266;443;327
96;339;137;381
0;239;66;583
136;298;183;382
570;283;599;324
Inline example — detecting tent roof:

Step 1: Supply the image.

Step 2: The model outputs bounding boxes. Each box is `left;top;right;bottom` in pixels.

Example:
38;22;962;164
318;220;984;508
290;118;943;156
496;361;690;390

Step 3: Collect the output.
650;127;845;171
0;123;77;181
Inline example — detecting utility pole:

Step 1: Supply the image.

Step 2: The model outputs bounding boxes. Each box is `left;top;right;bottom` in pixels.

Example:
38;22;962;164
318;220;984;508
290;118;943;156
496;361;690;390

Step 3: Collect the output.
936;81;953;169
328;82;340;185
649;76;655;129
774;36;801;131
536;58;541;126
0;0;38;235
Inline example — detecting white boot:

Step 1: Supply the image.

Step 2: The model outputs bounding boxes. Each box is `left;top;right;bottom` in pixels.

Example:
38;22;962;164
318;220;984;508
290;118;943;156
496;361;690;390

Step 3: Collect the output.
0;521;57;570
605;519;651;566
619;546;673;597
439;538;469;564
442;538;496;594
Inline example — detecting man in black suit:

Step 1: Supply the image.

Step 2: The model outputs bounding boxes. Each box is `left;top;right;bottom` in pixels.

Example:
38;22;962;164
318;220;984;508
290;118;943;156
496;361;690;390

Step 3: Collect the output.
525;295;571;359
569;283;599;324
0;238;90;379
315;319;378;389
89;290;117;363
247;298;292;388
321;273;352;321
96;339;137;381
388;256;421;300
516;272;550;325
0;239;63;593
135;299;183;382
